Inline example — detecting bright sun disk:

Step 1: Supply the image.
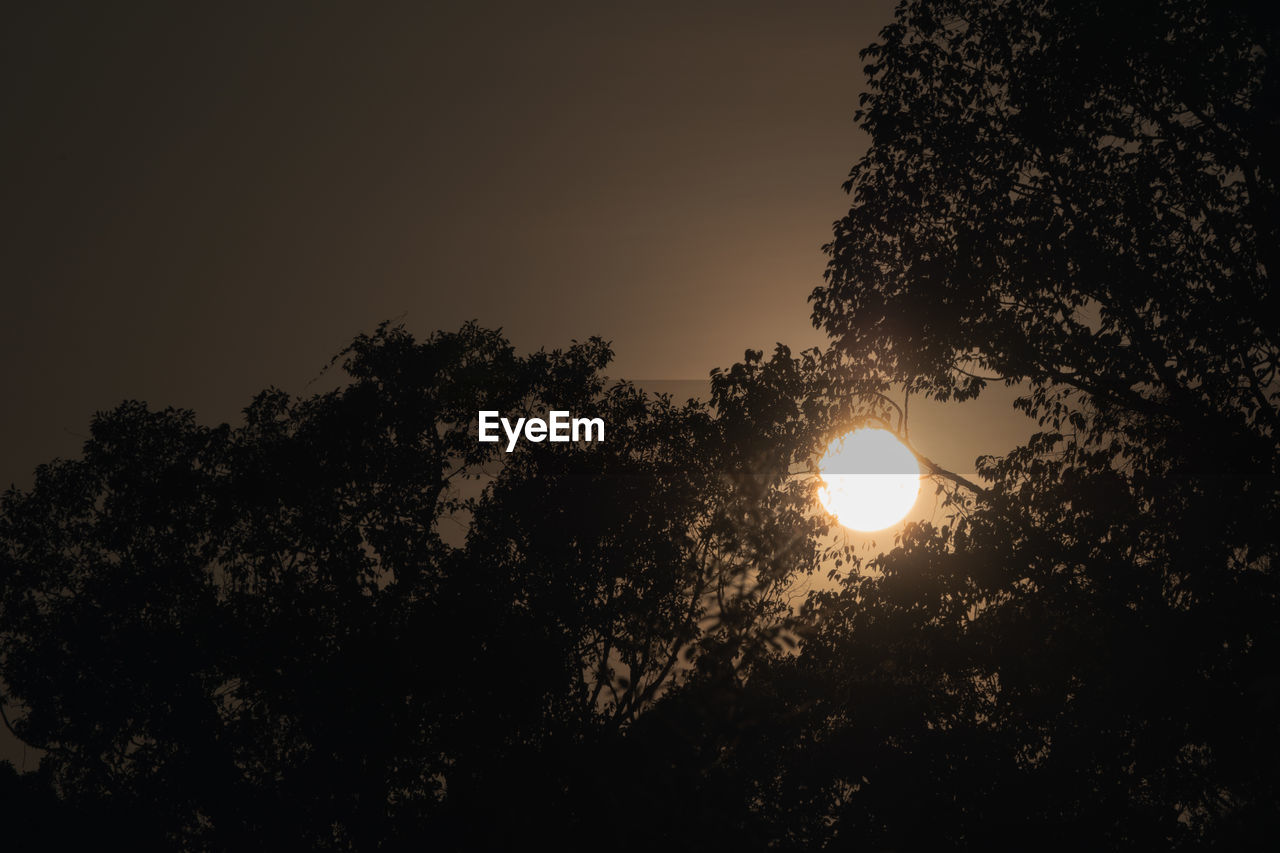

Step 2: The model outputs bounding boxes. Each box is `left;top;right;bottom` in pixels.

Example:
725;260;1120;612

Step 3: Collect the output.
817;427;922;531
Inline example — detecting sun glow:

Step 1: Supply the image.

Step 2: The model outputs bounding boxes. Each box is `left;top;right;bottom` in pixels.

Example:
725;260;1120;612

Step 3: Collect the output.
817;428;922;531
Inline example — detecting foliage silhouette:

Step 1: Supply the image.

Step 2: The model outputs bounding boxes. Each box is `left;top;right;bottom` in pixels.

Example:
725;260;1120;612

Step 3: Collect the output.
2;0;1277;848
753;0;1279;847
0;323;871;849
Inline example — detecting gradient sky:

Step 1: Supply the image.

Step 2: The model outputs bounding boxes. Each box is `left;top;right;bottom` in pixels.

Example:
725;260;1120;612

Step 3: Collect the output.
1;0;1051;769
1;0;1029;495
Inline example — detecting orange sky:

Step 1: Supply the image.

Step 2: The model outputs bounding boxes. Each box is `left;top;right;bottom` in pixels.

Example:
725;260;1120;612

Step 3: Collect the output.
2;0;1032;491
0;4;1054;770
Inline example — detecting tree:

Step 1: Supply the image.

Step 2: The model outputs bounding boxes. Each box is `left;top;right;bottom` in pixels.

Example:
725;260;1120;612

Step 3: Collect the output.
0;323;858;849
6;1;1276;847
761;0;1280;846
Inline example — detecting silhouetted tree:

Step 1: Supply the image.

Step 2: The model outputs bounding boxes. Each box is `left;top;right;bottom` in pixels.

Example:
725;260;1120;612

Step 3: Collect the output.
753;0;1280;847
0;323;864;850
5;0;1277;849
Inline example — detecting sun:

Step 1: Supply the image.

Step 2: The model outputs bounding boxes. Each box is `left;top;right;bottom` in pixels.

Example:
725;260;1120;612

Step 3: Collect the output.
817;427;922;531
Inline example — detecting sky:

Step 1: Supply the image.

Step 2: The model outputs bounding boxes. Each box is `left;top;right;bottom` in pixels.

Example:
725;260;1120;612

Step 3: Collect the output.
1;0;1033;491
0;0;1049;770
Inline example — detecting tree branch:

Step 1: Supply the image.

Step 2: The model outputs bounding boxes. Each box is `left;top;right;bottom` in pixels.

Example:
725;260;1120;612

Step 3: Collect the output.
910;449;990;498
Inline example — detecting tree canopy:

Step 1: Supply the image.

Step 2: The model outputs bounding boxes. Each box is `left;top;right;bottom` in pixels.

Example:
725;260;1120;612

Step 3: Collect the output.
2;0;1277;848
0;323;869;849
786;0;1279;846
